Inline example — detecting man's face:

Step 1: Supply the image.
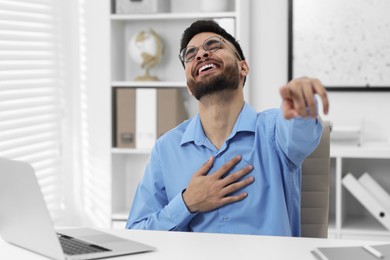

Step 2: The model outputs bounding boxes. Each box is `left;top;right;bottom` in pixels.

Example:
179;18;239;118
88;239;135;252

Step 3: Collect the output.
183;32;241;101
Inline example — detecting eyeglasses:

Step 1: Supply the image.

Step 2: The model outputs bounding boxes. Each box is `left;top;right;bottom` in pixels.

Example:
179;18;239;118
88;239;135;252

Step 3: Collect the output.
179;36;242;63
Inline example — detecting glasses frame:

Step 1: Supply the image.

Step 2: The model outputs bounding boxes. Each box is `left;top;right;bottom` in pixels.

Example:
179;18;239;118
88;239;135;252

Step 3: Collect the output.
179;36;242;64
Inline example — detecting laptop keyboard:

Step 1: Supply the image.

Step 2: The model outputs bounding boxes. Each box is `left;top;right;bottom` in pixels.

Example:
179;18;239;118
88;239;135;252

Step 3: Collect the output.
58;233;111;255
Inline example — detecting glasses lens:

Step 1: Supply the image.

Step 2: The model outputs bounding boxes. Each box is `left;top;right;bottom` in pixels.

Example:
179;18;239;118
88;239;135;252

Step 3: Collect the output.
181;47;197;62
204;37;222;52
180;37;223;63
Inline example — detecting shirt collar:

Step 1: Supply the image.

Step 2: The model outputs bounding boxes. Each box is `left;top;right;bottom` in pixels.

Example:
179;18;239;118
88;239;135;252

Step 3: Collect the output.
180;102;257;146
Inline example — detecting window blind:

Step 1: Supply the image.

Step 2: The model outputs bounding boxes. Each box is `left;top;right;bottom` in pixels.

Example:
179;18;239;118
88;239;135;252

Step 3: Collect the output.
0;0;65;222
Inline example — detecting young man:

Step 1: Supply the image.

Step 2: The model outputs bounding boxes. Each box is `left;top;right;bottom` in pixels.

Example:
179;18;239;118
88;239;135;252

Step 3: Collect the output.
126;20;329;236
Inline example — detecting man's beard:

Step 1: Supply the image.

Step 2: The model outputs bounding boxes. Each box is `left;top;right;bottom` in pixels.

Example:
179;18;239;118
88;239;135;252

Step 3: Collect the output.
187;62;240;101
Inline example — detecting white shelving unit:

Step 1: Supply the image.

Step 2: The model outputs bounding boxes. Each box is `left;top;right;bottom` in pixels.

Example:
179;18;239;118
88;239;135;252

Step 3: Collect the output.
329;143;390;241
109;0;250;228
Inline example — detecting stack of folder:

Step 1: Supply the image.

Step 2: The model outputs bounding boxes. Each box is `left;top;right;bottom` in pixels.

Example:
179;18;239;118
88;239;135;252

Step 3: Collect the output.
114;88;188;149
342;172;390;230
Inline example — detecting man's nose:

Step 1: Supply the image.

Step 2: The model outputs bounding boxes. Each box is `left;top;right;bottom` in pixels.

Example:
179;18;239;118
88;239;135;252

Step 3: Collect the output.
196;49;209;60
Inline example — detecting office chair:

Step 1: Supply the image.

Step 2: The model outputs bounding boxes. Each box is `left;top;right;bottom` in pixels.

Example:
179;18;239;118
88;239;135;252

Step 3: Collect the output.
300;120;331;238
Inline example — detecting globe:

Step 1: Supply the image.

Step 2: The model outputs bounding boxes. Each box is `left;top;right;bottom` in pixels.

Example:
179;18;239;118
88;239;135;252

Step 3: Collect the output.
128;29;164;81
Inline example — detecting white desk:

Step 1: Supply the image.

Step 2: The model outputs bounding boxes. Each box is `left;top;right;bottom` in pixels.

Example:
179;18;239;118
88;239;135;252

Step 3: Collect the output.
1;229;388;260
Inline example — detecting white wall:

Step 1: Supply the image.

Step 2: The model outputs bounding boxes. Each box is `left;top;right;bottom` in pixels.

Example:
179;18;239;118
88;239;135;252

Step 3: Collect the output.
250;0;390;143
70;0;112;227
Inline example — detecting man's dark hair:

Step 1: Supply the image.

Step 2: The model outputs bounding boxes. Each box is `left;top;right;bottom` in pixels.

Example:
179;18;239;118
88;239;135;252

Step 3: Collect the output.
180;20;245;67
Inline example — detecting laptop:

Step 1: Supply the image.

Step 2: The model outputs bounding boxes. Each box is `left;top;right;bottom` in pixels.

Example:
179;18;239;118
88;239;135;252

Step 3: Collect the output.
0;158;155;259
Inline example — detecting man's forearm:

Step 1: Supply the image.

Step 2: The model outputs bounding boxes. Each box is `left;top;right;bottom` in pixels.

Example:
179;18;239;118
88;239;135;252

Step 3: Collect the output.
275;112;323;167
126;192;197;231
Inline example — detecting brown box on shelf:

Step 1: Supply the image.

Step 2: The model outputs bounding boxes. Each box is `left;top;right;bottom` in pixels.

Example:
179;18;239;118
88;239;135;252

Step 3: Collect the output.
115;0;171;14
115;88;136;148
157;88;188;138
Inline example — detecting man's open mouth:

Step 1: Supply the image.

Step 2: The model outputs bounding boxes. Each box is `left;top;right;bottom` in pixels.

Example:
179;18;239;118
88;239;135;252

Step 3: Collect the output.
196;62;220;77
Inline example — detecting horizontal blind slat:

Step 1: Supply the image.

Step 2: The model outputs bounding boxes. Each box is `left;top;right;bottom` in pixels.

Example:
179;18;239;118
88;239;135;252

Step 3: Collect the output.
0;125;58;142
0;132;60;148
0;99;60;110
0;33;54;41
0;12;51;23
0;80;58;89
0;67;58;73
0;23;54;33
0;86;58;95
43;190;62;204
0;104;59;113
0;141;60;158
0;64;54;71
0;0;52;6
0;3;53;15
0;72;58;81
0;51;56;59
0;58;54;63
0;67;53;74
35;164;60;177
0;64;55;70
0;133;60;152
0;116;61;131
0;42;55;51
45;197;62;211
0;93;58;102
0;105;60;120
7;0;53;5
0;139;60;154
34;167;60;180
15;150;60;165
8;0;51;5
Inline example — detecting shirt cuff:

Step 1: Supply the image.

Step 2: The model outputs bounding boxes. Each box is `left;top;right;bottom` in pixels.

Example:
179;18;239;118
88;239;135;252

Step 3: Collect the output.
164;190;198;228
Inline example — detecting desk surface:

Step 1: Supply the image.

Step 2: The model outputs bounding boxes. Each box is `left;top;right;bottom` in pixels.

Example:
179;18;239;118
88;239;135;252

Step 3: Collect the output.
1;229;388;260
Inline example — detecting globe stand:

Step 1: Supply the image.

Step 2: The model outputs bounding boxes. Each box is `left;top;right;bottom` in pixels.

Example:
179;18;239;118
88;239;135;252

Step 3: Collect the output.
135;68;159;81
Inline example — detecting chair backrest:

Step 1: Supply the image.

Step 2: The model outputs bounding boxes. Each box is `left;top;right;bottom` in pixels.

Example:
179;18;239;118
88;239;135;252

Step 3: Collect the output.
300;120;331;238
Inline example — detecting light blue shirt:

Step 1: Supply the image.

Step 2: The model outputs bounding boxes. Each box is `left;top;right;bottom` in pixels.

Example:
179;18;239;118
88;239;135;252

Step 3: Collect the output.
126;103;323;236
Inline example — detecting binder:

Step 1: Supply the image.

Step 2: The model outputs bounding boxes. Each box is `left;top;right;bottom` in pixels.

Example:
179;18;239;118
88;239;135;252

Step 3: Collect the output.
358;172;390;212
115;88;136;148
342;173;390;230
136;88;157;150
116;88;189;150
156;89;188;138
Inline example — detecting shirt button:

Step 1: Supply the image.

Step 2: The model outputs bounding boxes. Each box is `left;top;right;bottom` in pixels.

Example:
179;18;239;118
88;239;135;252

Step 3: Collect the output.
223;216;228;222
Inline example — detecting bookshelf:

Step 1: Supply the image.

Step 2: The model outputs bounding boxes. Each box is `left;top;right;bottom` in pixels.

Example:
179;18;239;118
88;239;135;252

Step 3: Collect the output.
108;0;250;228
329;143;390;240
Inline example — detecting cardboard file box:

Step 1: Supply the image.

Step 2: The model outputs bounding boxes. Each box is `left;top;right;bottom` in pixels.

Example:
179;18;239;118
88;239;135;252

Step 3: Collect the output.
116;0;171;14
115;88;136;148
114;88;188;149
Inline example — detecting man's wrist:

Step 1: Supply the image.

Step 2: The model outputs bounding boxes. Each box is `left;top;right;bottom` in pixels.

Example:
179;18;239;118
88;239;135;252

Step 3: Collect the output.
181;189;197;213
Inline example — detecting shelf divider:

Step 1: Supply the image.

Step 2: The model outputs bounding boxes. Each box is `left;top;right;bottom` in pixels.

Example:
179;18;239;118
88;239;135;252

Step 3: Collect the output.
111;81;187;88
111;12;237;21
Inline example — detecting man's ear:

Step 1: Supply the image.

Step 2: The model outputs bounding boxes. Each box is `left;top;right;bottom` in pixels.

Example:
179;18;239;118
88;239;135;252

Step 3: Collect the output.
240;60;249;77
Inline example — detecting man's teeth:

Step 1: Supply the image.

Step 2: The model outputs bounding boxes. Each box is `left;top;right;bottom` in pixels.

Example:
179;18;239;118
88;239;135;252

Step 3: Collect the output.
199;63;216;73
